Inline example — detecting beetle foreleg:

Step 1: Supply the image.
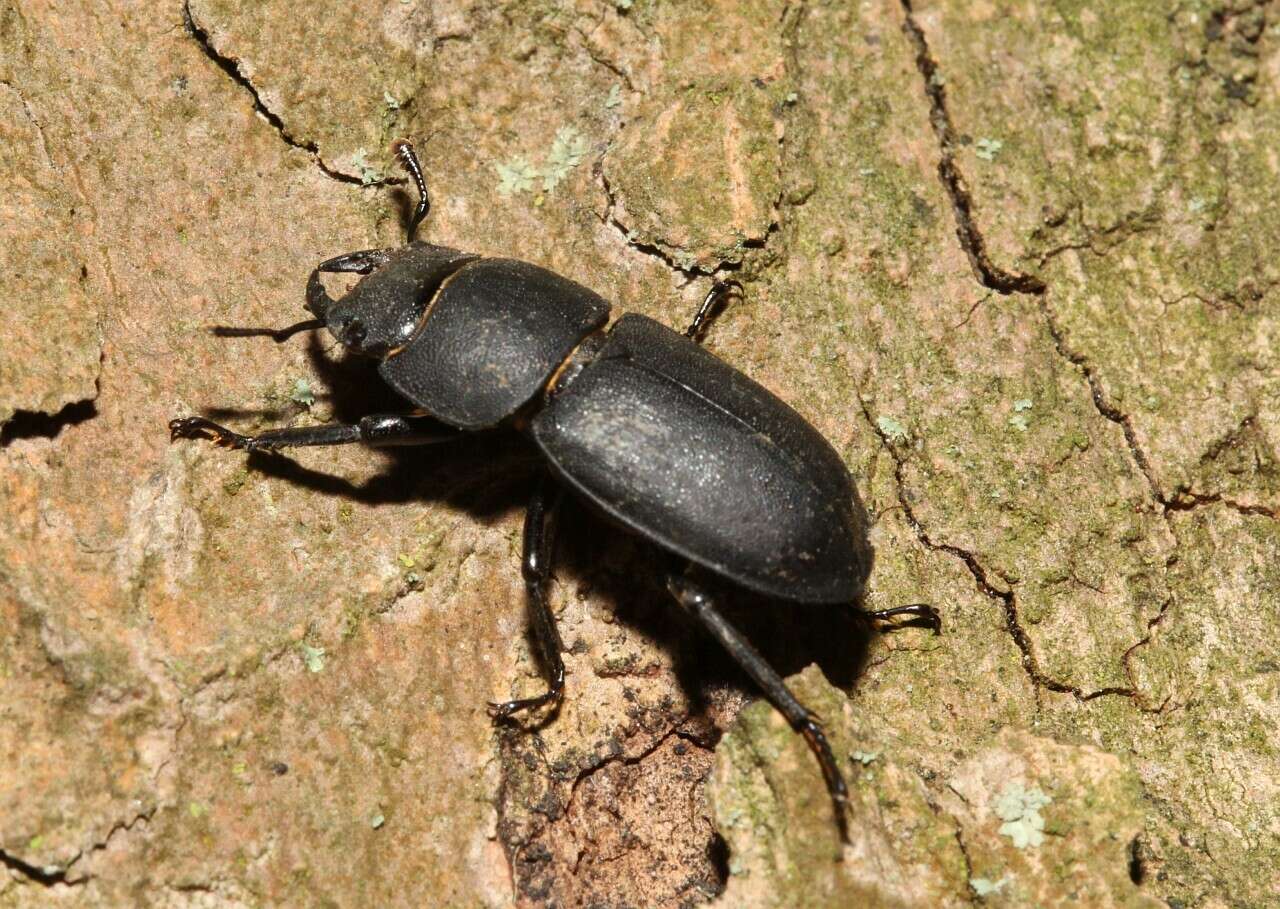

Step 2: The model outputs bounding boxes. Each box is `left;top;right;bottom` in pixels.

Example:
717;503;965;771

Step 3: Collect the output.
667;571;851;842
488;475;568;724
168;413;458;452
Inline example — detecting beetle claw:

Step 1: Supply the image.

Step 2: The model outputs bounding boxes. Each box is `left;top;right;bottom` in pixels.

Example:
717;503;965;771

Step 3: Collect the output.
486;693;560;724
168;416;250;450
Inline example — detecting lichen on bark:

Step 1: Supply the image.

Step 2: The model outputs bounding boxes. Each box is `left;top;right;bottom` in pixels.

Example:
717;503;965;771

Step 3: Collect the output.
2;0;1277;906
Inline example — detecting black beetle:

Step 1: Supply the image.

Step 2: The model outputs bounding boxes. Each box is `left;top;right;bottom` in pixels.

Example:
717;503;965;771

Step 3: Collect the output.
170;139;939;839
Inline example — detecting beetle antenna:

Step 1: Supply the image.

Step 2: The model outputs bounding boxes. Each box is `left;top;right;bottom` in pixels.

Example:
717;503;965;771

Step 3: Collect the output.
391;139;430;243
209;319;325;343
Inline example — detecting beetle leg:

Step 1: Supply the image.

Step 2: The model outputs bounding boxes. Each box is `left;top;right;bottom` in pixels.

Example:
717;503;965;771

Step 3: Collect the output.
862;603;942;635
488;475;568;724
684;279;743;342
168;413;458;452
305;248;395;318
667;572;851;842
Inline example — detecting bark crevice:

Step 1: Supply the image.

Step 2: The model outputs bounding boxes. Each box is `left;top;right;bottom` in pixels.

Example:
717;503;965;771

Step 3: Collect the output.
859;394;1167;711
182;1;389;186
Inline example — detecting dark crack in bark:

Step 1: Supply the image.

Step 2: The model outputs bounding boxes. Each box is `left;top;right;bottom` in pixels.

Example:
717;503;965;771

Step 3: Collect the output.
898;0;1045;296
591;2;805;286
898;0;1277;526
858;394;1157;711
182;1;391;187
596;160;758;284
1;806;155;889
0;849;79;888
1037;297;1166;503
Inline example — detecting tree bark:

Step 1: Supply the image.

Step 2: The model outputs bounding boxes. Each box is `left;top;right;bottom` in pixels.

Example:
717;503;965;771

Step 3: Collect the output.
2;0;1277;905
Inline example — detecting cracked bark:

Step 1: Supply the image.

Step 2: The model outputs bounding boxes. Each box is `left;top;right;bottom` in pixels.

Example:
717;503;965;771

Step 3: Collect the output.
898;0;1256;528
182;0;389;186
899;0;1046;296
859;393;1149;710
5;0;1277;905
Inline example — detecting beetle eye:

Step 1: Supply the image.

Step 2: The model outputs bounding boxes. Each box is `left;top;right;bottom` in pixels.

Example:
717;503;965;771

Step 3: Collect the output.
345;319;368;346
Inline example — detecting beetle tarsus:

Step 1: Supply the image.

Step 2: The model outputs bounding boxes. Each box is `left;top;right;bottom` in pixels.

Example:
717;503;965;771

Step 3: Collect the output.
685;279;743;342
798;714;851;843
489;475;568;727
168;416;256;450
486;684;563;721
864;603;942;635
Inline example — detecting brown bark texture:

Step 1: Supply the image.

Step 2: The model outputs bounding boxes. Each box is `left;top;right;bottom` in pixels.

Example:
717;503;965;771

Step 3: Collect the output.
2;0;1279;906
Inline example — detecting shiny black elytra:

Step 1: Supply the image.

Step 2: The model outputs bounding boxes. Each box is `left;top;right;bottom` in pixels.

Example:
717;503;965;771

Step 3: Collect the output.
170;140;939;840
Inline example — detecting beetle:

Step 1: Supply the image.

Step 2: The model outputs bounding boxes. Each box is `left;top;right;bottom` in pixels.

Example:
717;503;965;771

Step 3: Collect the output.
169;139;939;839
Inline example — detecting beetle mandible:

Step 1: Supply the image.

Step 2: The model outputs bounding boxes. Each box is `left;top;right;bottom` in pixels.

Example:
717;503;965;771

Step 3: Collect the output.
169;139;940;839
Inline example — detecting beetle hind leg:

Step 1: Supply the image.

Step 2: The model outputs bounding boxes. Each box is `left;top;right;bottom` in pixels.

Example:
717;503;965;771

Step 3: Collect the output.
488;475;568;725
862;603;942;635
667;571;851;842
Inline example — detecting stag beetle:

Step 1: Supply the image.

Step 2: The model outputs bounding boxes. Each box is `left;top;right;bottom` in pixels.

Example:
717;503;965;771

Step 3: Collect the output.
169;139;939;839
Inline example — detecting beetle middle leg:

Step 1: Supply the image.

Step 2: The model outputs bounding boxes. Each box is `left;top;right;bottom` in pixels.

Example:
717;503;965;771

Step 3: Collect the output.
168;412;458;452
488;474;568;723
667;571;851;842
684;280;743;343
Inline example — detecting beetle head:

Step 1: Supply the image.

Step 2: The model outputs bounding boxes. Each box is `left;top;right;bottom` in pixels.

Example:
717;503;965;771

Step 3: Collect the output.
305;244;475;358
303;140;474;358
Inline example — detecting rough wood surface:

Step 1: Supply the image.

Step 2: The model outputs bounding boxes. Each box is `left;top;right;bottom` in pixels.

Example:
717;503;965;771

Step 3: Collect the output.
2;1;1277;906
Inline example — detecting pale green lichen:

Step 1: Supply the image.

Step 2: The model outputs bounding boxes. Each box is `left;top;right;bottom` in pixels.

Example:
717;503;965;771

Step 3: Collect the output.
231;760;249;782
540;126;591;191
974;137;1004;161
300;643;326;674
877;415;909;443
970;876;1008;896
495;156;539;196
1008;398;1033;432
993;782;1053;849
349;148;383;185
495;126;592;196
290;378;315;407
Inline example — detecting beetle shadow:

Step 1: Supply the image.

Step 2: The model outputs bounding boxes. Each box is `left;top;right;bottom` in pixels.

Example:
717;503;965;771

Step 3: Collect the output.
551;498;884;730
